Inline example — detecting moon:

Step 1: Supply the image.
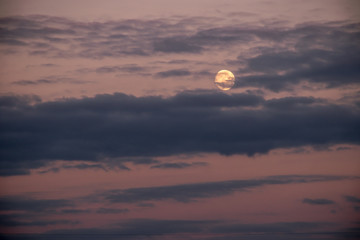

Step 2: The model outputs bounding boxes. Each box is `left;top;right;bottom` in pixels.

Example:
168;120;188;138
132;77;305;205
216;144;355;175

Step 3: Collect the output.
214;70;235;91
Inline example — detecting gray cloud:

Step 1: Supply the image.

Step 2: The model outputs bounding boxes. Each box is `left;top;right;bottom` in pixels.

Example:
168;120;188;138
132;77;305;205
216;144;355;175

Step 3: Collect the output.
0;90;359;176
38;162;131;174
0;196;74;212
155;69;191;78
0;214;78;227
153;37;203;53
136;202;155;208
60;209;91;214
302;198;335;205
150;162;207;169
344;195;360;203
1;16;359;93
62;163;108;171
12;76;92;86
2;219;340;240
210;221;327;234
96;208;129;214
101;175;354;203
233;24;360;91
95;64;147;74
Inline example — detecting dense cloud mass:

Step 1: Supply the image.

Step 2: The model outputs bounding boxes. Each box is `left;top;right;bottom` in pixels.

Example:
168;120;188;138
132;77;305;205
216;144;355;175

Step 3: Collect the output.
0;90;359;176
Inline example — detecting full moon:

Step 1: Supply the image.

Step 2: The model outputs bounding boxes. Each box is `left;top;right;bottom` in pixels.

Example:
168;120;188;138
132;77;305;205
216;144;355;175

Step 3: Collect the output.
214;70;235;91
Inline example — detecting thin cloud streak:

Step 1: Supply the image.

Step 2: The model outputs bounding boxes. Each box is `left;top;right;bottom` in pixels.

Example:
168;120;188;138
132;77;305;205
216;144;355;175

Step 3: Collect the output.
101;175;357;203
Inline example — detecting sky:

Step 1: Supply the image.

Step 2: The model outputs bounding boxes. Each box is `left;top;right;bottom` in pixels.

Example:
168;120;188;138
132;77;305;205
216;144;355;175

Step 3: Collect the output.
0;0;359;239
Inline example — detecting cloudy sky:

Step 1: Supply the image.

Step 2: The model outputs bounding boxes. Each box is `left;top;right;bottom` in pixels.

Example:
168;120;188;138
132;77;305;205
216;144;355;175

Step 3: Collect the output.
0;0;359;239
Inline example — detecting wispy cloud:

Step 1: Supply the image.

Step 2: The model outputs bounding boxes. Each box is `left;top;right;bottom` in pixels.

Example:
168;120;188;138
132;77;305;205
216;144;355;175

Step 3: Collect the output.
101;175;355;203
150;162;207;169
302;198;335;205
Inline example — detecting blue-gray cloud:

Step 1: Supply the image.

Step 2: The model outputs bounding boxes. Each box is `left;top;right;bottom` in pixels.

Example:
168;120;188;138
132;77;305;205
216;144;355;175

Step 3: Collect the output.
302;198;335;205
344;195;360;203
150;162;207;169
155;69;191;78
0;90;359;176
96;208;129;214
1;219;343;240
0;196;74;212
101;175;355;203
0;15;359;92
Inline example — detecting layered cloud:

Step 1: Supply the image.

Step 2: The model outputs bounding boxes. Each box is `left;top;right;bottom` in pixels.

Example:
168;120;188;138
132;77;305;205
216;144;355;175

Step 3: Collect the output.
0;90;359;176
100;175;356;203
0;219;350;240
1;15;359;91
1;174;355;239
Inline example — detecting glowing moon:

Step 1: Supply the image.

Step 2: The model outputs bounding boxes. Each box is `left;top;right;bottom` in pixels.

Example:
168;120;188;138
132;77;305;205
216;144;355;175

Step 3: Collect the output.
214;70;235;91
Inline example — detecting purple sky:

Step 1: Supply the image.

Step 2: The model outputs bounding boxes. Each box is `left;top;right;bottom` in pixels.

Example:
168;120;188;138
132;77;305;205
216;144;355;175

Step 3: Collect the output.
0;1;359;239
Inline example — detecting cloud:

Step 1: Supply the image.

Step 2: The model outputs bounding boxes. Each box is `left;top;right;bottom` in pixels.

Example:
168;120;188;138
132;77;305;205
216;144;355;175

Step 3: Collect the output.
96;208;129;214
302;198;335;205
95;65;147;74
232;23;360;91
0;90;359;175
0;196;74;212
344;195;360;203
136;202;155;208
153;38;203;53
12;76;93;86
0;196;82;229
60;209;91;214
62;163;108;171
150;162;207;169
2;219;338;240
101;175;354;203
155;69;191;78
0;214;78;227
210;221;327;234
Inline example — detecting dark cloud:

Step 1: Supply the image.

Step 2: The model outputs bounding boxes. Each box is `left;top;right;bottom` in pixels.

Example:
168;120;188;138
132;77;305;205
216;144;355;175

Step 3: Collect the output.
38;162;131;174
0;16;359;92
95;65;147;74
38;167;60;174
12;76;92;86
2;219;339;240
155;69;191;78
233;23;360;91
344;195;360;203
302;198;335;205
60;209;91;214
96;208;129;214
136;203;155;208
126;158;159;165
0;90;359;175
0;196;74;212
62;163;107;171
0;214;78;227
153;38;203;53
101;175;354;203
150;162;207;169
210;221;327;234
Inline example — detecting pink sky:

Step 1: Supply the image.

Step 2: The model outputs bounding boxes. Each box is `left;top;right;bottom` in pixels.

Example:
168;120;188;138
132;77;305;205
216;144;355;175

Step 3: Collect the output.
0;1;359;239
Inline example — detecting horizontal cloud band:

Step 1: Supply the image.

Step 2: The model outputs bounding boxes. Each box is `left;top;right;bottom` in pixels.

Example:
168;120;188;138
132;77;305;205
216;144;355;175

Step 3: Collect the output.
0;91;359;176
